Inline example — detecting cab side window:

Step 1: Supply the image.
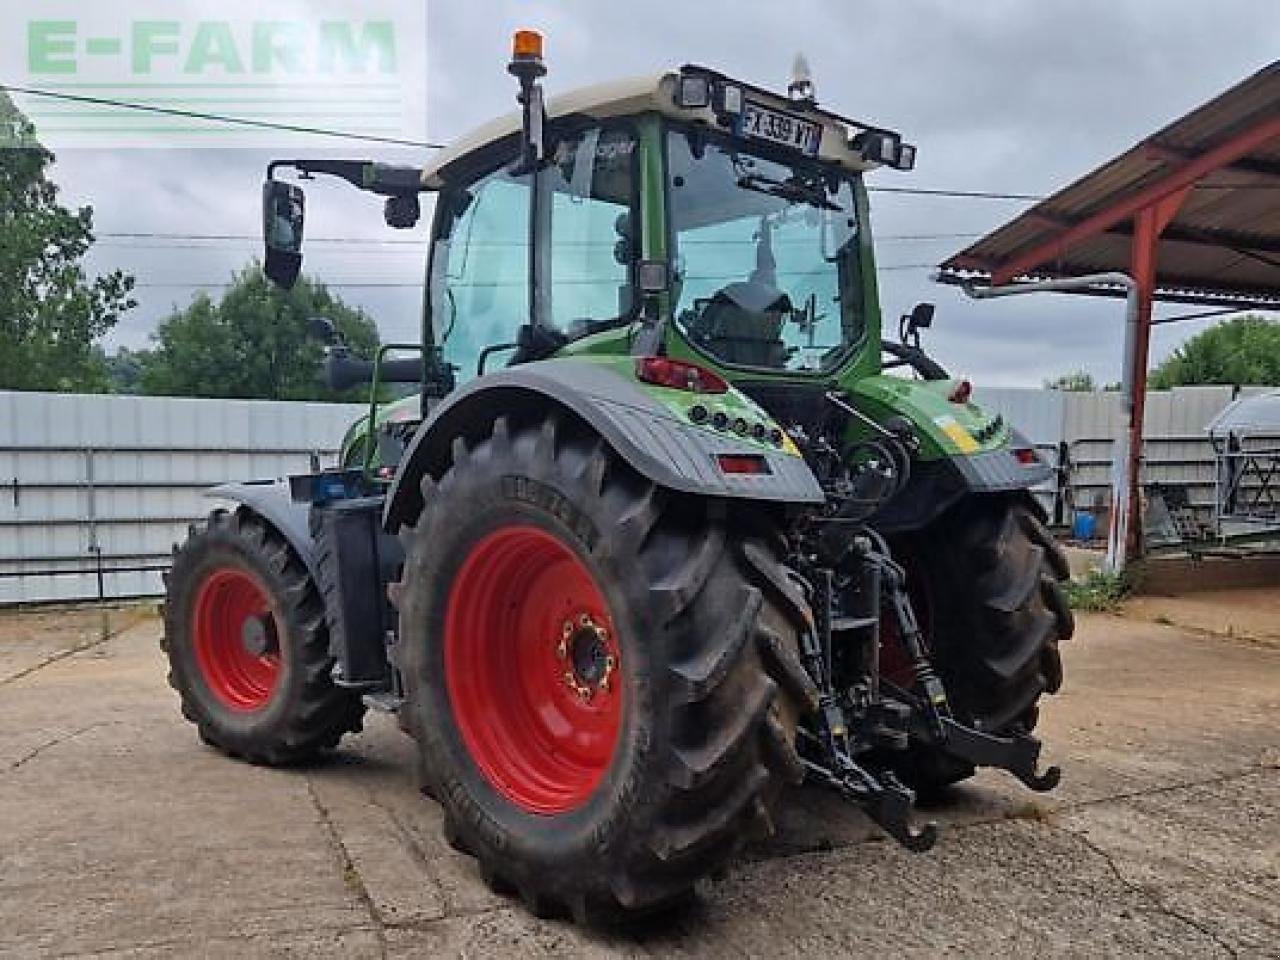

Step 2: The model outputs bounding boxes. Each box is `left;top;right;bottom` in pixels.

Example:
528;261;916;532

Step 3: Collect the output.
431;165;531;382
542;125;638;337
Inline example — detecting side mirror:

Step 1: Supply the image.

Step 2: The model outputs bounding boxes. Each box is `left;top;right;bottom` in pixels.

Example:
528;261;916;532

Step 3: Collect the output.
900;302;935;349
262;179;305;289
909;302;935;330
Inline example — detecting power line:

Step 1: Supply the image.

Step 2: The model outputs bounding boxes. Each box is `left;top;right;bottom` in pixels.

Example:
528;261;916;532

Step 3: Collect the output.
2;83;445;150
866;185;1044;201
95;229;983;247
129;262;939;290
11;84;1280;206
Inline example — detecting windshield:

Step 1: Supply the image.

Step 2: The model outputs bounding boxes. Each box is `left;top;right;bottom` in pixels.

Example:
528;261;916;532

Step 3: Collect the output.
667;128;864;374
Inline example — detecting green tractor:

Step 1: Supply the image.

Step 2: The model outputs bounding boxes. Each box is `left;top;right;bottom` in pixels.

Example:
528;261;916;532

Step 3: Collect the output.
162;36;1072;923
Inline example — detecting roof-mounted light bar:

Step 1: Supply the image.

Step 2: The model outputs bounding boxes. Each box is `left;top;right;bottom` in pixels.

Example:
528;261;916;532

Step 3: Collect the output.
675;65;917;171
850;128;917;171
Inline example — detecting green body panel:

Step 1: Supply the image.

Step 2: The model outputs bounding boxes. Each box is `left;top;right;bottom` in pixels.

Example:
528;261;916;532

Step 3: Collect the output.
337;110;1013;482
846;376;1009;460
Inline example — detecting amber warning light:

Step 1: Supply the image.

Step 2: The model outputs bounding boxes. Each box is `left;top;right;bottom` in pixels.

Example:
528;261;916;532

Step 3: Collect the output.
512;30;544;61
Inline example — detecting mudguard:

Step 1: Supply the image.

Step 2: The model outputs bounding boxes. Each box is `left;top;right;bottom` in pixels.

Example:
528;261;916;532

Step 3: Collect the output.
384;358;826;532
205;480;319;580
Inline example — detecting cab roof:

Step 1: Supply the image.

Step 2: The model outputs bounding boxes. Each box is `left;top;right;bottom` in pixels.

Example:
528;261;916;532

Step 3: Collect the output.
421;67;901;188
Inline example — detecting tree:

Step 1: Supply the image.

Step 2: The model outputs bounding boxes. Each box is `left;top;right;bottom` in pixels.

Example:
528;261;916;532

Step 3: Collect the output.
1150;314;1280;388
98;347;148;395
1044;370;1096;391
140;266;380;400
0;92;135;392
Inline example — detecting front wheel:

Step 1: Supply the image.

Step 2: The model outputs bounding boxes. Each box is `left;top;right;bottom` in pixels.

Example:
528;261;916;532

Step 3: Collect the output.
393;413;816;923
161;508;365;764
885;496;1073;790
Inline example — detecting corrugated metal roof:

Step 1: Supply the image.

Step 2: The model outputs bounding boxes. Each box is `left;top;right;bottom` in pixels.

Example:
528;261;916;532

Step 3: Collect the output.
940;61;1280;306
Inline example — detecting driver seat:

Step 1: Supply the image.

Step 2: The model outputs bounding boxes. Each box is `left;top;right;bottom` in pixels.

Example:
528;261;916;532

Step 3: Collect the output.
687;282;789;368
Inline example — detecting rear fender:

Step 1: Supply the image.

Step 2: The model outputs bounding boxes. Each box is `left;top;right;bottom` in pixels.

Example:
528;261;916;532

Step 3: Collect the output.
384;359;825;532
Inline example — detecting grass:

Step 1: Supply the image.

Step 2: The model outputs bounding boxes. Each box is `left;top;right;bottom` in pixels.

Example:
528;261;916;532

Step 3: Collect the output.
1063;569;1132;612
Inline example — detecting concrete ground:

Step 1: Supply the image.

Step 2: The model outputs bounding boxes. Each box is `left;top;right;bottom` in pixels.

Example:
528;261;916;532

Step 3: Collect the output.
1;595;1277;959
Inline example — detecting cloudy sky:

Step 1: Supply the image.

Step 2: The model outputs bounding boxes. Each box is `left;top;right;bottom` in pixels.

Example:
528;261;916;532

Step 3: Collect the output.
29;0;1280;387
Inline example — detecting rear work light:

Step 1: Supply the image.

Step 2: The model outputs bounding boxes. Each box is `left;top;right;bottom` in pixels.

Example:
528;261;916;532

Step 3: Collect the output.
716;454;771;475
635;357;729;394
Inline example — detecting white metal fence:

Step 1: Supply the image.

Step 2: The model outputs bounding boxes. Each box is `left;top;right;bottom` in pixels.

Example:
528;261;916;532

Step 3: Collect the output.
1;386;1272;605
975;385;1275;524
0;391;364;605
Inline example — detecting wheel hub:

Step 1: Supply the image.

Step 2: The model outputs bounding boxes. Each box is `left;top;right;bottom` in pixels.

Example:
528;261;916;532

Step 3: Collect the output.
240;614;278;658
557;614;617;700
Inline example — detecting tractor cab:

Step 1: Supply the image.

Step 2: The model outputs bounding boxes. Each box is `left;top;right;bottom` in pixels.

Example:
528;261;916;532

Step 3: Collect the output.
413;57;915;392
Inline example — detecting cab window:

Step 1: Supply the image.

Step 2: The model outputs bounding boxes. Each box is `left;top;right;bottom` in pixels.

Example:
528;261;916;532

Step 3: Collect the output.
430;164;531;383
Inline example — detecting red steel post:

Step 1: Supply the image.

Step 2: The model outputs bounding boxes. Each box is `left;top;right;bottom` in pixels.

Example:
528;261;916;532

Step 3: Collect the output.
1124;187;1191;561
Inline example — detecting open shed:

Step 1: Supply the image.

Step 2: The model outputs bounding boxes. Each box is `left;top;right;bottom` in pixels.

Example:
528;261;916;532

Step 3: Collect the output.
938;60;1280;566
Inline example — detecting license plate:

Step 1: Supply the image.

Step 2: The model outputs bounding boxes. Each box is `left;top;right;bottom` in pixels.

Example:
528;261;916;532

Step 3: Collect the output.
738;102;821;156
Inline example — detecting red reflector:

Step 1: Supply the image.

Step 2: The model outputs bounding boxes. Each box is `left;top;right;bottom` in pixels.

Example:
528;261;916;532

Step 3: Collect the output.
1013;447;1039;466
716;454;771;475
635;356;728;394
948;379;973;404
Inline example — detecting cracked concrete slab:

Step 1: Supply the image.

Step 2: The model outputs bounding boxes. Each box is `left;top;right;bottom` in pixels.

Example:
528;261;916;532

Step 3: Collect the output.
0;597;1276;958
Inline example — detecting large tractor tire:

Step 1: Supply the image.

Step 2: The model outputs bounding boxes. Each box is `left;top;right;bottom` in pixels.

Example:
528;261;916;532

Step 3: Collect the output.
885;496;1073;791
162;508;365;764
393;414;816;923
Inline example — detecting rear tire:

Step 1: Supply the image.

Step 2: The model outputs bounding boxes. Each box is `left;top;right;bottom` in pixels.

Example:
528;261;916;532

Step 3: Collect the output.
162;508;365;764
393;413;816;923
887;496;1073;791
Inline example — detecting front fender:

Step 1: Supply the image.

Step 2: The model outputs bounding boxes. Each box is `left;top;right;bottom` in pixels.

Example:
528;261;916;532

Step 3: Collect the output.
384;358;824;532
205;480;318;580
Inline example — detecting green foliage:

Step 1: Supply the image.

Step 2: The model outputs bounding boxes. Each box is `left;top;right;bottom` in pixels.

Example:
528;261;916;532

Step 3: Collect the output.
139;266;380;400
0;93;136;392
99;347;148;395
1063;569;1131;612
1150;315;1280;389
1044;370;1096;391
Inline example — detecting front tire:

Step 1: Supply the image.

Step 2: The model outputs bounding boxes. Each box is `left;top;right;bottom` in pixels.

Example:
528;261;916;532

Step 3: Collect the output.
162;508;365;764
887;496;1073;790
394;413;816;923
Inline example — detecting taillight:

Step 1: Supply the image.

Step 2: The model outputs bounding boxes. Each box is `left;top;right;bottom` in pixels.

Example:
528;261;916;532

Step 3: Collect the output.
1013;447;1040;466
948;379;973;404
716;454;771;475
635;357;729;394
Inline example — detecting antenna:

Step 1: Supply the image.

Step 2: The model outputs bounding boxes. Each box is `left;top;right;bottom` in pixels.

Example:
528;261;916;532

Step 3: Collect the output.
788;53;816;104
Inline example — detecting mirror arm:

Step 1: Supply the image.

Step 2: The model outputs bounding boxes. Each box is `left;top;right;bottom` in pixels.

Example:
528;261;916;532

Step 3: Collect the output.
267;160;426;198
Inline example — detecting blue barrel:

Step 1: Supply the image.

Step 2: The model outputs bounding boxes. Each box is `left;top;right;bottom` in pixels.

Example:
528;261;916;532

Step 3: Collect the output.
1072;511;1097;541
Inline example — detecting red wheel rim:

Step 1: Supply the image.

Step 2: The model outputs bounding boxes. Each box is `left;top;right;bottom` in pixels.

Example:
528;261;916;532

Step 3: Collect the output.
445;525;624;815
193;567;282;712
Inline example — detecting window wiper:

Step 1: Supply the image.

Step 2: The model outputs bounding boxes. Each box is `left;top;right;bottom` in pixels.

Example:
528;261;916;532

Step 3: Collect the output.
736;172;840;211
